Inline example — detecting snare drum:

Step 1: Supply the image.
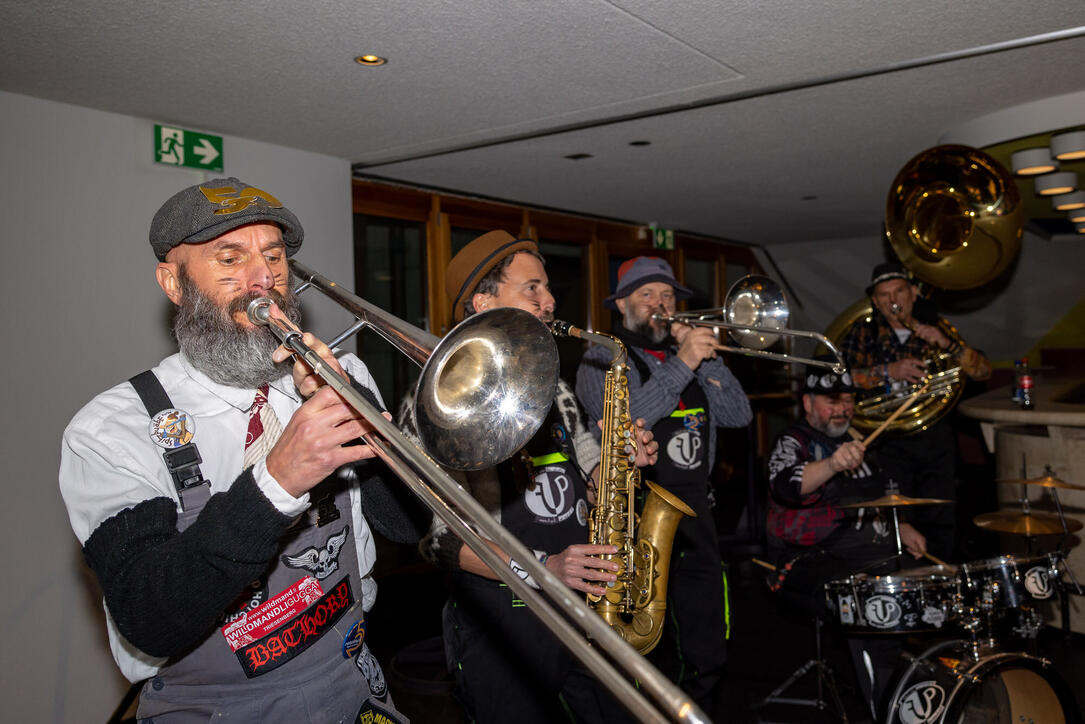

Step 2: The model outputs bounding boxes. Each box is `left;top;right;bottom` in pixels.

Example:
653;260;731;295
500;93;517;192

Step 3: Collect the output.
959;554;1061;612
825;567;959;633
887;639;1080;724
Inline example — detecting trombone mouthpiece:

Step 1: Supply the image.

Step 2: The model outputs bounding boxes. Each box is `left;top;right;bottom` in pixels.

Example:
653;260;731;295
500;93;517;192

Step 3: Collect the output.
889;302;902;316
246;297;274;326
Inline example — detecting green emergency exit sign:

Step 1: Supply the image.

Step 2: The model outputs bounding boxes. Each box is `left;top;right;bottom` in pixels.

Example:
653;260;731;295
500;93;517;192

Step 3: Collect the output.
154;124;224;172
651;227;675;250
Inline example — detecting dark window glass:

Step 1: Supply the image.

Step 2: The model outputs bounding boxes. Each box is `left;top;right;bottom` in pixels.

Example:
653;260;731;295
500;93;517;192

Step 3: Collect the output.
451;227;484;256
539;240;587;380
684;258;715;310
353;214;426;411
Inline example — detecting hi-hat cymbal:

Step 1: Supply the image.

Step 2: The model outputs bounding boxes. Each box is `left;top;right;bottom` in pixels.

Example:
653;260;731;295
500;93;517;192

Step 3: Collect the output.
996;474;1085;491
838;493;952;509
973;511;1084;536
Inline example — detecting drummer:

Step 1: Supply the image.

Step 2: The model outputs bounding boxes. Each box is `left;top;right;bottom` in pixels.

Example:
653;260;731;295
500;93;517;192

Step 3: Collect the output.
765;357;928;716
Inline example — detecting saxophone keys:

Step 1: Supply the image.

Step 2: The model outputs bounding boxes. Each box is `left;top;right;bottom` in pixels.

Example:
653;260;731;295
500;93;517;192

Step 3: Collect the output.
605;582;626;604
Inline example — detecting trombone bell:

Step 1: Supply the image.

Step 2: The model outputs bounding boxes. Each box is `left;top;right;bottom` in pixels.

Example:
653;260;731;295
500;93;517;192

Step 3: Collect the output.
416;307;559;470
286;258;559;471
724;275;788;350
654;274;847;373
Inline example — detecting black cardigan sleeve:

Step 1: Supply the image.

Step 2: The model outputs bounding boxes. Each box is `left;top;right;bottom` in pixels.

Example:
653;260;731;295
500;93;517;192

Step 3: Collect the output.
81;469;295;658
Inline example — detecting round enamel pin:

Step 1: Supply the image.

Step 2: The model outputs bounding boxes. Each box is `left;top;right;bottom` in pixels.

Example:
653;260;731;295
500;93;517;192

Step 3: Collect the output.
341;618;367;659
149;408;195;449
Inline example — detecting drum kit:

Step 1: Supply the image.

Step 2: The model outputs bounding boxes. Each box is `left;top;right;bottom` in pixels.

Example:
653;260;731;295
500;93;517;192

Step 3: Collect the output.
822;470;1084;723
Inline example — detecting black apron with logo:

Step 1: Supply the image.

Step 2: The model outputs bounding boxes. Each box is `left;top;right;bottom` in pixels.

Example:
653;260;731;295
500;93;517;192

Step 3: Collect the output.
630;353;729;708
444;397;611;724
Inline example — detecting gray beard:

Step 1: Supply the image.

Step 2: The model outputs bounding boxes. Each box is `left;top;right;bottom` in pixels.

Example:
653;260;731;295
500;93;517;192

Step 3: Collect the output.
824;418;851;438
624;307;669;344
173;272;302;389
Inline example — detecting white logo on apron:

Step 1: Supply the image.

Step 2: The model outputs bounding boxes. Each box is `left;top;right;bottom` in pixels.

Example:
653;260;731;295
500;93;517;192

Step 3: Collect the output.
665;430;703;470
525;467;575;524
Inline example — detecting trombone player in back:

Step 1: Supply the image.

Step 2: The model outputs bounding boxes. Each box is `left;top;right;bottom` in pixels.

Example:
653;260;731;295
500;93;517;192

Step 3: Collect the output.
840;261;991;560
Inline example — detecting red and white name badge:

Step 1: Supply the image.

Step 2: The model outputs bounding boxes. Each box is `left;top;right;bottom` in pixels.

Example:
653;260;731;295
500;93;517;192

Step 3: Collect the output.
221;577;325;652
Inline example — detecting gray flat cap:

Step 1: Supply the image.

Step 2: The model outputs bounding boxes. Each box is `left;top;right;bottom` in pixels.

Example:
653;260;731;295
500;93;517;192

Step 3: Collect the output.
149;177;303;261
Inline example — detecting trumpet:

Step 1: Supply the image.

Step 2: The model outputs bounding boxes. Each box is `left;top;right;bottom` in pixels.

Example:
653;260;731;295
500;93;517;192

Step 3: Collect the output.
652;275;847;373
248;259;708;724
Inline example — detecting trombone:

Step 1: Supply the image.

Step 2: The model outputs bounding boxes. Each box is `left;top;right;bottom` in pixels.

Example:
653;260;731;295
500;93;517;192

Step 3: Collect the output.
248;259;708;724
653;275;847;373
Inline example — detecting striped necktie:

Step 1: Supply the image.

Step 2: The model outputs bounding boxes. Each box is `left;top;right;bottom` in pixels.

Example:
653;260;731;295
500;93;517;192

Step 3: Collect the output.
243;384;284;470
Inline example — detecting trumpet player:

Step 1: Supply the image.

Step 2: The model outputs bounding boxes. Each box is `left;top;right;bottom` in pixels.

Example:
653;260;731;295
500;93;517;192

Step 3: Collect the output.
840;261;991;560
398;231;657;724
58;178;423;723
576;256;752;718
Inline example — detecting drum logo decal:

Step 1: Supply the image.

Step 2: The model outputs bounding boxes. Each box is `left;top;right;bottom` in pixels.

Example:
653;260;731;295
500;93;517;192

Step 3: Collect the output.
864;594;902;628
897;680;945;724
1024;566;1053;599
921;606;945;628
837;594;855;625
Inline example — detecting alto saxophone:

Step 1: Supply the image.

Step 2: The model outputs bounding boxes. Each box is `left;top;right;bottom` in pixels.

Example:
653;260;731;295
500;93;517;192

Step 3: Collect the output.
552;320;695;654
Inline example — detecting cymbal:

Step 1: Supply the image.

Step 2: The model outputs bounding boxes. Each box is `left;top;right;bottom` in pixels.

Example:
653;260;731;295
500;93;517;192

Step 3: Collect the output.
996;474;1085;491
973;511;1084;536
838;493;952;509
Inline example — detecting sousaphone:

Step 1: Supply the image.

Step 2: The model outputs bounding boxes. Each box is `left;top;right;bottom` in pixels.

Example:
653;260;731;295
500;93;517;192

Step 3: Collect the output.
823;144;1023;434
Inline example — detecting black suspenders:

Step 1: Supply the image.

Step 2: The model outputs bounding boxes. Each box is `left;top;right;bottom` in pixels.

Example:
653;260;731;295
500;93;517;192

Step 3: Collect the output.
129;370;211;511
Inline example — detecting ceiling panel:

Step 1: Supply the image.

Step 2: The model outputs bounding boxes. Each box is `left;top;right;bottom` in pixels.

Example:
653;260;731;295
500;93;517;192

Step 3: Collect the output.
2;0;1083;245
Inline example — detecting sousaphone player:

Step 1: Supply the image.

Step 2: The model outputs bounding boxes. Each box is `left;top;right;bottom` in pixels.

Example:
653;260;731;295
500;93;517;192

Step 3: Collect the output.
835;144;1023;562
840;261;991;561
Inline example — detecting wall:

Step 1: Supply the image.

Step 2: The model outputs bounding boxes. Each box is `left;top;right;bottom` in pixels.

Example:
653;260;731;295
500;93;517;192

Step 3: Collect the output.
0;90;353;722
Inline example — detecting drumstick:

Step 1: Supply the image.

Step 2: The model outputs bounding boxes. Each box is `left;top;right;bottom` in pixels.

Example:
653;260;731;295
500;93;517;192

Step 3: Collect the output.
922;551;956;571
847;427;863;441
861;381;931;447
751;557;777;571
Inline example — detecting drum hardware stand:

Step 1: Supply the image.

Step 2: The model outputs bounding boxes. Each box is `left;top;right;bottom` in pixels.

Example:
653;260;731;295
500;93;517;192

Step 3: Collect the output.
1017;463;1083;637
753;613;849;723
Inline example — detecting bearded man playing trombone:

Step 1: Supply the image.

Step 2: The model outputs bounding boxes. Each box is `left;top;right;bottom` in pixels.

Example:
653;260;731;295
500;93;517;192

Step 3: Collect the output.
59;178;423;723
840;261;991;560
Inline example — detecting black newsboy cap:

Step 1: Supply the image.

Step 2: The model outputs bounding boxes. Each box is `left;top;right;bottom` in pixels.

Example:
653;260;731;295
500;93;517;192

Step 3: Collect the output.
149;177;303;261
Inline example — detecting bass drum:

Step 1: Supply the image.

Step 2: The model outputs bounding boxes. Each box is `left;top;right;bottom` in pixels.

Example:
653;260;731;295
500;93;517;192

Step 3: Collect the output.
886;639;1080;724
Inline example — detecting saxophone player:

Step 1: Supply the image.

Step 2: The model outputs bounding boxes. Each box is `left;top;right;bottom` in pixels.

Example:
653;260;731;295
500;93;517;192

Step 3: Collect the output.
576;257;753;719
840;261;992;560
398;231;656;724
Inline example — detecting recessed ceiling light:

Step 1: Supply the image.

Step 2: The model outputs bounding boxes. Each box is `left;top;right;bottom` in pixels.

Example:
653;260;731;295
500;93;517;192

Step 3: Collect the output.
354;54;387;66
1051;130;1085;161
1034;171;1077;196
1011;147;1057;176
564;153;593;160
1052;190;1085;211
